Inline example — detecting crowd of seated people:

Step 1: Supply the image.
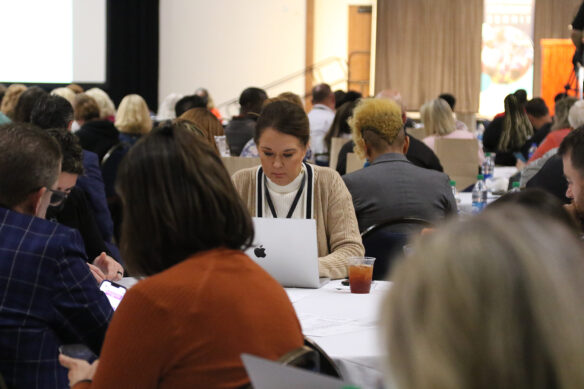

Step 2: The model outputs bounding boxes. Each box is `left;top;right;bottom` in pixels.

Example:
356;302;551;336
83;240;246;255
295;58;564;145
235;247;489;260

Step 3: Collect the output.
1;79;584;389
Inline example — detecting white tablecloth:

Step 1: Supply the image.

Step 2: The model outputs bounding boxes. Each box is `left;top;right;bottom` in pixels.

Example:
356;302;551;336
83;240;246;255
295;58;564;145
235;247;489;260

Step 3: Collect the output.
287;280;389;389
118;277;389;389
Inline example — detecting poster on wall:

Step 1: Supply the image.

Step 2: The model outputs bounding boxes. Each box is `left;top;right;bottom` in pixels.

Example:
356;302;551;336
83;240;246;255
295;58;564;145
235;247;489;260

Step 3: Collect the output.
479;0;535;118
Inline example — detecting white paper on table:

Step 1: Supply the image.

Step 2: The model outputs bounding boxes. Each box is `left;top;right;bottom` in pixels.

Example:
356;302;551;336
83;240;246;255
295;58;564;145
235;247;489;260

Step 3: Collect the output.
298;313;374;337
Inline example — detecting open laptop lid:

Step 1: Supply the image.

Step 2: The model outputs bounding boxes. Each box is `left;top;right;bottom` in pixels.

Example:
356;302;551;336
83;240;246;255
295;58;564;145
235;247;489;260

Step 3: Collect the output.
245;217;321;288
241;354;353;389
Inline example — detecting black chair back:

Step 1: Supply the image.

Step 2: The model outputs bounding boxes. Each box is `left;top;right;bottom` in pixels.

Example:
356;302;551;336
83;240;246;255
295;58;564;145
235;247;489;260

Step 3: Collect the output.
361;217;432;280
303;337;343;378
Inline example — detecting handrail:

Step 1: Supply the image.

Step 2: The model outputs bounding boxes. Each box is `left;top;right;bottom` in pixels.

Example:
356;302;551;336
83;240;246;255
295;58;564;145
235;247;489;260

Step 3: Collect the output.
216;56;348;116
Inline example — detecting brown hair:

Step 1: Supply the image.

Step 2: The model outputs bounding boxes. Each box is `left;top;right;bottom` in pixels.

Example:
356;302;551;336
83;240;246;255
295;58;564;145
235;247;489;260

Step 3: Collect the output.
73;93;100;122
255;100;309;146
0;84;27;120
115;123;254;276
0;123;61;208
178;108;224;154
499;94;533;151
67;83;84;94
276;92;304;108
46;128;84;175
383;207;584;389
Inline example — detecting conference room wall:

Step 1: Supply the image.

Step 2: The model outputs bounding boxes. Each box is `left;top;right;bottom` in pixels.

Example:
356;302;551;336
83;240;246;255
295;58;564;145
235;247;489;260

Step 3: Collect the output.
159;0;306;118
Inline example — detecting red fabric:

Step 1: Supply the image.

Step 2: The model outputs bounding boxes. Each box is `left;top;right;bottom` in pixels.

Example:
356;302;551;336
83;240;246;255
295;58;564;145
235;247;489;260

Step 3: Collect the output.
74;248;303;389
210;107;222;121
528;128;571;163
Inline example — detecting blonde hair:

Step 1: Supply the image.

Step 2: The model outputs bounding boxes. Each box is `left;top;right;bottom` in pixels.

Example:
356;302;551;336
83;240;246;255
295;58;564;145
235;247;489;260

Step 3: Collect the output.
177;107;224;154
0;84;27;119
51;87;76;105
383;207;584;389
115;94;152;135
85;87;116;119
348;98;403;159
420;98;456;136
552;97;577;131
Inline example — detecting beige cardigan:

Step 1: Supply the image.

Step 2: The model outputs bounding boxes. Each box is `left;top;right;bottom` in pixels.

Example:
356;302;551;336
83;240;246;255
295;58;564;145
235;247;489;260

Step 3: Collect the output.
232;164;364;279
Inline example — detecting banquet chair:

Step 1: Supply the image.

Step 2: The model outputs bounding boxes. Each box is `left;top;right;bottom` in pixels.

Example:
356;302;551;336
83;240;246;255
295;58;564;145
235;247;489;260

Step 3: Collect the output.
303;337;343;378
238;342;336;389
434;138;479;191
221;156;261;176
361;217;432;280
279;345;320;371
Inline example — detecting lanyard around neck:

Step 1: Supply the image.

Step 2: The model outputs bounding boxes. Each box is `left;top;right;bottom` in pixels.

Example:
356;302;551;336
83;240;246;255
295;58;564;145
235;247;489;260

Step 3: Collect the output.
264;174;306;218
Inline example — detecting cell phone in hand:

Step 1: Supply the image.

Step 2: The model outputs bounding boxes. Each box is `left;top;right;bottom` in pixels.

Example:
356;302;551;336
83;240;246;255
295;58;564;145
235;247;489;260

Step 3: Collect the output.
59;344;97;362
99;280;127;310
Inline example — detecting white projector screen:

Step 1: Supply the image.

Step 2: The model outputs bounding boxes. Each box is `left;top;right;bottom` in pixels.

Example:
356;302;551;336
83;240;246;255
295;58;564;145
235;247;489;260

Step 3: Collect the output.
0;0;106;84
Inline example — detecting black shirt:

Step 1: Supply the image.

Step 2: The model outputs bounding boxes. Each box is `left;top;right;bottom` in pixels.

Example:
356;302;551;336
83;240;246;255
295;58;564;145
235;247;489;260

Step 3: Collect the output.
224;115;257;156
483;116;518;166
46;187;110;259
573;2;584;30
76;120;120;162
335;137;443;176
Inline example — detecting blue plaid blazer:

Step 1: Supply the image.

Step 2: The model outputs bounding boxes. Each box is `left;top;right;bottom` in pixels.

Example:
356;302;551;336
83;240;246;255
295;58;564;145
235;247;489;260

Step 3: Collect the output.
0;207;113;389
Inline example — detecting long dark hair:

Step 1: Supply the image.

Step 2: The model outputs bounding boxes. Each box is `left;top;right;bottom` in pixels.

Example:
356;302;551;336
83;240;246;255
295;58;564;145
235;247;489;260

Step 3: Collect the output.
499;94;533;151
116;123;254;276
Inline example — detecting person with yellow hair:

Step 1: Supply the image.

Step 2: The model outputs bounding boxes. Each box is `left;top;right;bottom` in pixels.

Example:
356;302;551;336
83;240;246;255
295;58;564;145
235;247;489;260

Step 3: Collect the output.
343;98;456;232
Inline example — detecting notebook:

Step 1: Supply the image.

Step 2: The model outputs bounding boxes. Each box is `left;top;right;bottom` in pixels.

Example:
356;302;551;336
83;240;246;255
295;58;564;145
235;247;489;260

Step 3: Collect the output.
245;217;328;288
241;354;353;389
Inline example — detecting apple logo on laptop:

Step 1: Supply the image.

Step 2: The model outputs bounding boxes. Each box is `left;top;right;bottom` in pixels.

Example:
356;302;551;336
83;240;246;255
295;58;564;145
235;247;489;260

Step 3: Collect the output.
254;245;267;258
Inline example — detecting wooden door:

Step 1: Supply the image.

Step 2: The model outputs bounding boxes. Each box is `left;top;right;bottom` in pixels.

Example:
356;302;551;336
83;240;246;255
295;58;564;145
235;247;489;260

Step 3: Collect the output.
348;5;372;96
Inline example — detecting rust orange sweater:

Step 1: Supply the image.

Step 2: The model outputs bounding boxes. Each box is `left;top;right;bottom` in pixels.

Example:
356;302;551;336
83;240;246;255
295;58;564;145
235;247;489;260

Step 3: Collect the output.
75;248;303;389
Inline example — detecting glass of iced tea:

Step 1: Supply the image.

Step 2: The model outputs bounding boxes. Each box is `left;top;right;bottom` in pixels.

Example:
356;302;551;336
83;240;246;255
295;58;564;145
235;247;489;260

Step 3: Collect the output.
348;257;376;294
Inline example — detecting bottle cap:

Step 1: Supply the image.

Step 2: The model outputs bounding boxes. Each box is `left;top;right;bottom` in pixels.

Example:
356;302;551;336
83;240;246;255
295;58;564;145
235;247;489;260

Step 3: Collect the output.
477;174;484;180
485;152;491;157
450;180;456;186
512;181;520;188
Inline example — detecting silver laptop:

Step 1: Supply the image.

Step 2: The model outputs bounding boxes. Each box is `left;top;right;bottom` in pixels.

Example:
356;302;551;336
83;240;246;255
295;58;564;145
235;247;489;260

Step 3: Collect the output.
245;218;327;288
241;354;352;389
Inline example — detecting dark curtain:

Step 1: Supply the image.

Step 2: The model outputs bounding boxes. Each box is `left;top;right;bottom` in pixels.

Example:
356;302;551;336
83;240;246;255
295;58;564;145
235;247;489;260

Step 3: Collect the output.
106;0;159;111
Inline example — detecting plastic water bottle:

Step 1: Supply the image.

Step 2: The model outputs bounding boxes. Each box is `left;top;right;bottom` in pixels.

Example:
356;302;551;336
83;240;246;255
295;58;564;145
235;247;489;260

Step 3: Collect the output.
482;153;494;180
450;180;461;204
527;143;537;160
472;174;487;214
510;181;521;193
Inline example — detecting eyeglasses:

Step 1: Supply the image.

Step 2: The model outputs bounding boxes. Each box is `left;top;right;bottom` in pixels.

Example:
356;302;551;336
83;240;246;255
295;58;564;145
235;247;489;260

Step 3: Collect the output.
46;188;69;207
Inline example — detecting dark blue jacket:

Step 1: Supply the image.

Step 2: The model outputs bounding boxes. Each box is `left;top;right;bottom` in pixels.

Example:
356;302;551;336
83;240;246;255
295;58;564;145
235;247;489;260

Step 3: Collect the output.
0;207;112;389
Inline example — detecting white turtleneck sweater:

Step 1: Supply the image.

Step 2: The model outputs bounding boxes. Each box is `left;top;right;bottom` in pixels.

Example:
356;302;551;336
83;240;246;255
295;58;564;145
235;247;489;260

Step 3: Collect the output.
264;170;306;219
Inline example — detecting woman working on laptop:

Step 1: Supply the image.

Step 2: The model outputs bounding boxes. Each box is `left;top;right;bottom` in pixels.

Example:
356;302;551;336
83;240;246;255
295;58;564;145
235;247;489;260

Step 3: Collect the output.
232;99;364;279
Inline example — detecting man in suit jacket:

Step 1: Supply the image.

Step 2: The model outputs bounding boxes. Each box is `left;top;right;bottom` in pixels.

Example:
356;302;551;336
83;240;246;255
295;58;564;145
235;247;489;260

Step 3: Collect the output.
343;98;457;232
0;123;113;389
